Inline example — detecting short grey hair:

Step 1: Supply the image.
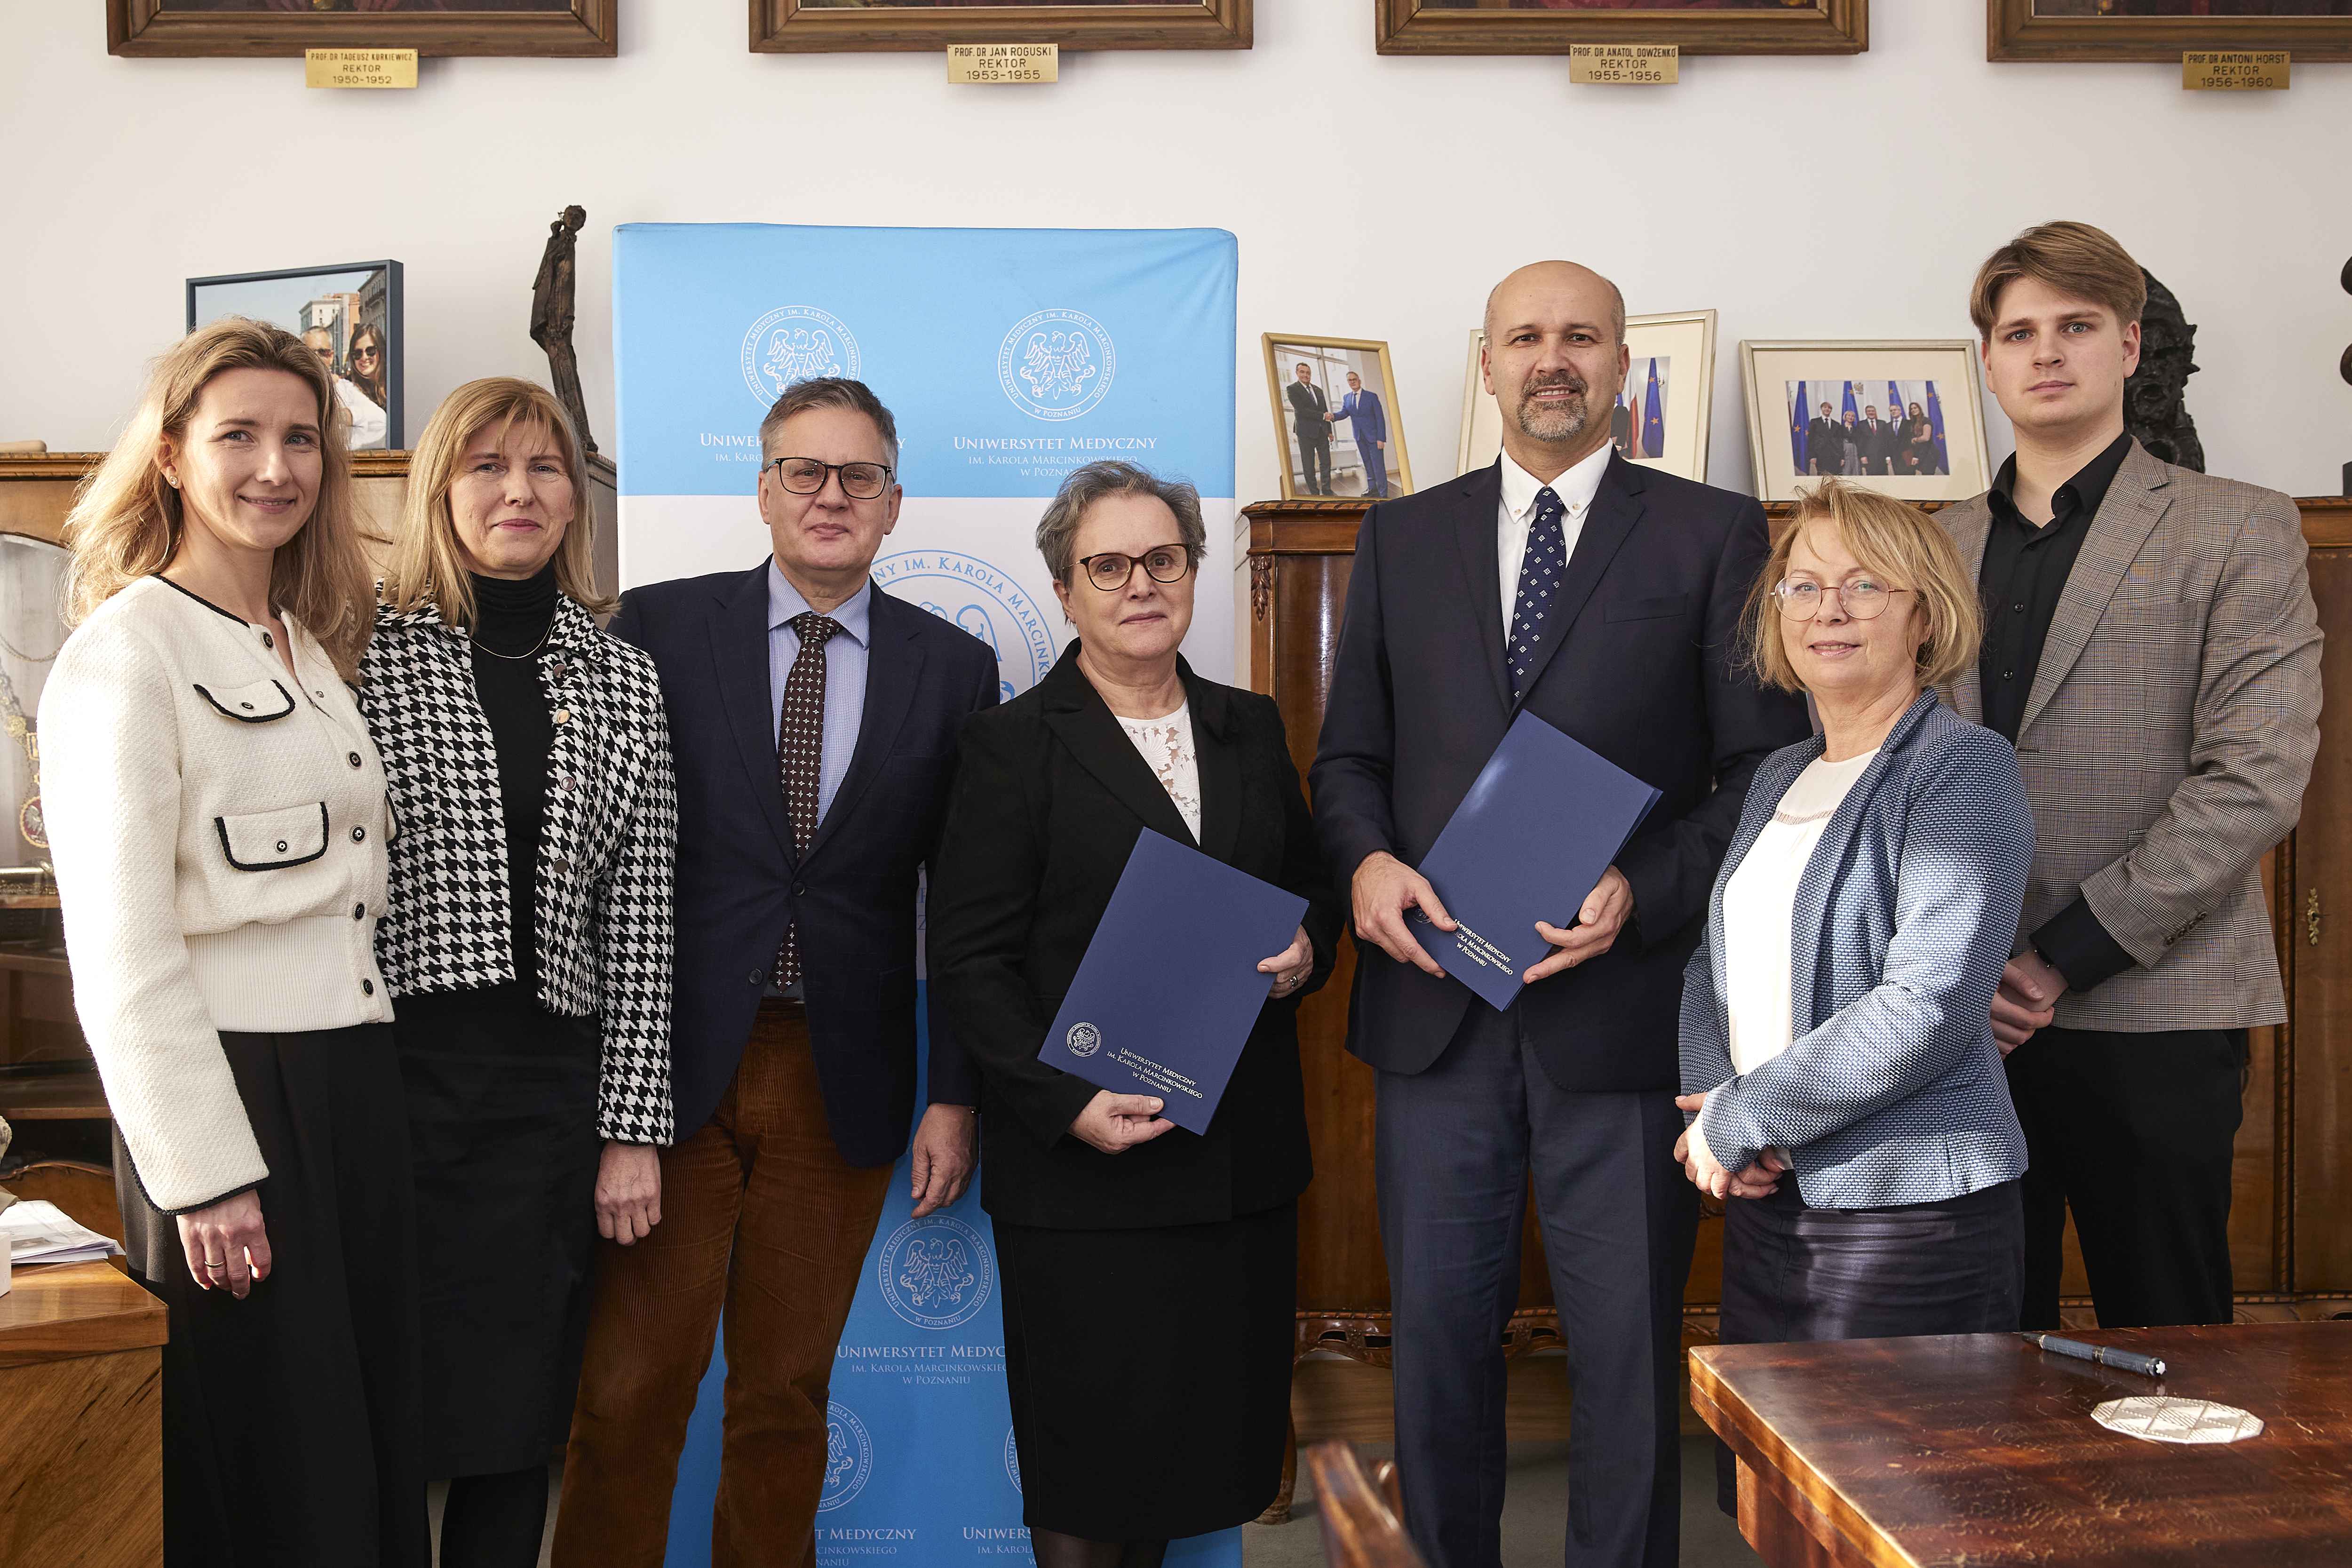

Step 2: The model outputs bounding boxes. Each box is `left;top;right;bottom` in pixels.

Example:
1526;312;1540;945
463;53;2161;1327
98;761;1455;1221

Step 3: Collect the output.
758;376;900;466
1034;461;1207;586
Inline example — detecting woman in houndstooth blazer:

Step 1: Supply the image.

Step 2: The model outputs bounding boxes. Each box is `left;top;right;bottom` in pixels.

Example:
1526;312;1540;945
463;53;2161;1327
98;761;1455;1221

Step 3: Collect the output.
1676;482;2035;1516
360;379;675;1568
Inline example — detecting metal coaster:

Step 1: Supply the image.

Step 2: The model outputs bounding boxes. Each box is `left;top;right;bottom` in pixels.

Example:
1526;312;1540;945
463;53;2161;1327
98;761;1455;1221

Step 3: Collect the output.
2093;1396;2265;1445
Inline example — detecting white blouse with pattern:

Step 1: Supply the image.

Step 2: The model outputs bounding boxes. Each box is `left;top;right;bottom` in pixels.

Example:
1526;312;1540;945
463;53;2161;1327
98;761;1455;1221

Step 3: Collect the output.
1116;704;1202;842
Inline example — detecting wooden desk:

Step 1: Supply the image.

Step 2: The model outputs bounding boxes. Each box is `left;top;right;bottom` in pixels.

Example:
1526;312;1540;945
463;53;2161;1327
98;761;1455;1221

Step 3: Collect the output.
0;1260;167;1566
1690;1323;2352;1568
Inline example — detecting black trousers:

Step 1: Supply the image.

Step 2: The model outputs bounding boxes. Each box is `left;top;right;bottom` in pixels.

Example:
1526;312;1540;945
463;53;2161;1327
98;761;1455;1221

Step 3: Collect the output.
1297;431;1331;493
2005;1025;2245;1329
1377;1003;1696;1568
116;1025;429;1568
1714;1179;2023;1513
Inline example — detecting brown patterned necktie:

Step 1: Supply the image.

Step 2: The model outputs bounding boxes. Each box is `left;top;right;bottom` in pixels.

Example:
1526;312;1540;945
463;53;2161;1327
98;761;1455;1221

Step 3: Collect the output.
775;611;841;989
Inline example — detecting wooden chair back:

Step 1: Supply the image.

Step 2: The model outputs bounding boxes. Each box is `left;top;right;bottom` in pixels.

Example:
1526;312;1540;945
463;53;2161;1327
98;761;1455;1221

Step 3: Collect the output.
1305;1441;1422;1568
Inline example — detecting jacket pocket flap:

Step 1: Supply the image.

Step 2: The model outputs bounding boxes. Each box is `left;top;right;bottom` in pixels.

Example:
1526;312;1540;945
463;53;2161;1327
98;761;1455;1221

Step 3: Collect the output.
215;802;329;871
193;678;297;722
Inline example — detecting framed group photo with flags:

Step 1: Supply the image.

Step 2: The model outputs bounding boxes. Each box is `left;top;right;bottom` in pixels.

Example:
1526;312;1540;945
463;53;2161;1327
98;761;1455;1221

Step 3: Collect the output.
1458;309;1717;482
1739;338;1991;505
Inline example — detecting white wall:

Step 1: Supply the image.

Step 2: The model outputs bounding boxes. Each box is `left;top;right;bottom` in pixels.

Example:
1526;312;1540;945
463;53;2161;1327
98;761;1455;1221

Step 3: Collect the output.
6;3;2350;500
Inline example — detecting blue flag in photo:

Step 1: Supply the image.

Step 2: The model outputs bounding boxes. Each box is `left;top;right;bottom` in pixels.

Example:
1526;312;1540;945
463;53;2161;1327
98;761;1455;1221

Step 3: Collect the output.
1641;358;1664;459
1926;382;1951;475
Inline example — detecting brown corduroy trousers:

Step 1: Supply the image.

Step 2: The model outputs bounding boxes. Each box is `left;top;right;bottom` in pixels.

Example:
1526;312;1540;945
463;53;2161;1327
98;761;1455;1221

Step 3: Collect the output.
550;1004;893;1568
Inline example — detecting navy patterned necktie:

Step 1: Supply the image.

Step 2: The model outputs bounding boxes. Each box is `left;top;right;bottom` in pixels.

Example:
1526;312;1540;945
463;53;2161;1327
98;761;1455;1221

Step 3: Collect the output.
775;611;841;988
1508;486;1567;702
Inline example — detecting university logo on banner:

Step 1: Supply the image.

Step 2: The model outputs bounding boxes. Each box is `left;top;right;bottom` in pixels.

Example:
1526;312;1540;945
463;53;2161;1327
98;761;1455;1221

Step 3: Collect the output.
998;308;1115;422
742;305;862;404
877;1214;995;1332
1004;1426;1022;1493
820;1400;875;1512
872;549;1054;707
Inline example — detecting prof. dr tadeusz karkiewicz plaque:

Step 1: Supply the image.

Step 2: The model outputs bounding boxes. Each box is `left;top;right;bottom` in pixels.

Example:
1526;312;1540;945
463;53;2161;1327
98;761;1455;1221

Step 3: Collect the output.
1037;830;1306;1136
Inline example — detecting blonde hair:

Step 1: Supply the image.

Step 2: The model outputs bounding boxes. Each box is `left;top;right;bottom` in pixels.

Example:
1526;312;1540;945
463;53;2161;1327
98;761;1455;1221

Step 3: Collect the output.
64;316;374;677
1968;220;2147;339
380;377;610;627
1744;481;1981;697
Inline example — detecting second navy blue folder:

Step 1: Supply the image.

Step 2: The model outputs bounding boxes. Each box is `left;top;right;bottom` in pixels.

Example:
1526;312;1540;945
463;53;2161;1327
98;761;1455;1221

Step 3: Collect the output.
1412;711;1661;1012
1038;829;1309;1136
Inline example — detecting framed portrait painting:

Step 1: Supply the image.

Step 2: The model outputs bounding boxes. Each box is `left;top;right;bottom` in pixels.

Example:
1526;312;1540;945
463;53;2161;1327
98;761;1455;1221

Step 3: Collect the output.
110;0;616;57
189;261;404;452
1457;309;1717;482
1740;340;1990;507
1991;0;2352;63
1377;0;1866;56
751;0;1248;52
1263;335;1412;503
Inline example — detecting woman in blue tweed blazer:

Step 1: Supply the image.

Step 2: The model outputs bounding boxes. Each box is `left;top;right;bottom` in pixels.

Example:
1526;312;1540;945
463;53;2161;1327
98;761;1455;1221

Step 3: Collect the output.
1677;481;2034;1511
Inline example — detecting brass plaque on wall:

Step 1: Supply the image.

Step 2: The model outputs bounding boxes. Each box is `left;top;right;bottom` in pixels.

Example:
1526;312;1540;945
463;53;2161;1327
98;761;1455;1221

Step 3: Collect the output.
2182;51;2288;90
304;48;419;88
1568;44;1679;85
947;43;1058;84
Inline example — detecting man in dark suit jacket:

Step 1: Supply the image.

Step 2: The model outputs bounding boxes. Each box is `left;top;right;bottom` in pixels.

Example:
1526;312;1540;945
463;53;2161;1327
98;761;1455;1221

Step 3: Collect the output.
1286;362;1334;495
1805;402;1843;476
1857;405;1896;475
1335;369;1391;497
1313;261;1809;1568
553;378;999;1568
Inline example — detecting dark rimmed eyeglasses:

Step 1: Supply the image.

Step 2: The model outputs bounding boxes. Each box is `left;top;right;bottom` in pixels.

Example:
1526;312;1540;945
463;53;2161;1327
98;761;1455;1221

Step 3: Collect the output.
769;456;894;501
1773;578;1913;622
1076;544;1192;592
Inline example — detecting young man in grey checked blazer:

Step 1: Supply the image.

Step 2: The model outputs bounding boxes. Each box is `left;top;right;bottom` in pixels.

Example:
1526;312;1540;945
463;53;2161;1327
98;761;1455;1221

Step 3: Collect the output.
1942;221;2322;1331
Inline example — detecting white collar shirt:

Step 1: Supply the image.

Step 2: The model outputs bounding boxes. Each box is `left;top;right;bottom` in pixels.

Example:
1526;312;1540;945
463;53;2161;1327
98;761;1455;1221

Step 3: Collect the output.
1496;442;1613;629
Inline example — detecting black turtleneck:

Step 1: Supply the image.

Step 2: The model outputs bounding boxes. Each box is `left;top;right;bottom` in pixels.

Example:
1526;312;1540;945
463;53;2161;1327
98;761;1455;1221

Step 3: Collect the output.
469;566;559;995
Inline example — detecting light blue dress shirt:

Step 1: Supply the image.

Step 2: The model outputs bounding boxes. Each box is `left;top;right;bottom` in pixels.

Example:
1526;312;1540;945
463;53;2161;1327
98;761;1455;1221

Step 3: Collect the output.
767;559;870;831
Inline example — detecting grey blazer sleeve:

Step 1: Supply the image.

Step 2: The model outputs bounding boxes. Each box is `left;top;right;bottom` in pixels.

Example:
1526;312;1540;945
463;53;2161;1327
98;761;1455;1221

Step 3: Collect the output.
1698;729;2033;1175
2077;491;2321;966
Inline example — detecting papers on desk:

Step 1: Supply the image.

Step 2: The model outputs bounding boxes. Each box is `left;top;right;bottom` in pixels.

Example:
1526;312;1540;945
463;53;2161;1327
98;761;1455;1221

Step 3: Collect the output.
1038;829;1309;1136
1413;710;1661;1011
2;1201;124;1267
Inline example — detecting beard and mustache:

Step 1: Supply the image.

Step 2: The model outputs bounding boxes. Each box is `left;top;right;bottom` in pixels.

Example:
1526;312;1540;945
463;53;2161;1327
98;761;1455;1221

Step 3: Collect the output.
1512;371;1591;442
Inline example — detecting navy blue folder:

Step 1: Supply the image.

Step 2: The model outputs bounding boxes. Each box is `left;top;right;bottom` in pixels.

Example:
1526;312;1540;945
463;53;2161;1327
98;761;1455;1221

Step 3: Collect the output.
1038;829;1309;1136
1412;711;1662;1012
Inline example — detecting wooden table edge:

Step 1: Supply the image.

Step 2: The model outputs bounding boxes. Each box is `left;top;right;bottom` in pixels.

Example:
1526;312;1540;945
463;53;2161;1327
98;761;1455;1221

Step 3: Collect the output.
0;1259;167;1368
1689;1347;1913;1568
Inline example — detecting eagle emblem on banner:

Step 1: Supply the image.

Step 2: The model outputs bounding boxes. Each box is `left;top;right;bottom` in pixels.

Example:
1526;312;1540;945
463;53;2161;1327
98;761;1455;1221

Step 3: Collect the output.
740;305;862;405
998;307;1116;422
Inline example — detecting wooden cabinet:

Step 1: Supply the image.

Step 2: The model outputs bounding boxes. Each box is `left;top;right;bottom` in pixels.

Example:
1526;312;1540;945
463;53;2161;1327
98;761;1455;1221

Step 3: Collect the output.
1247;494;2352;1380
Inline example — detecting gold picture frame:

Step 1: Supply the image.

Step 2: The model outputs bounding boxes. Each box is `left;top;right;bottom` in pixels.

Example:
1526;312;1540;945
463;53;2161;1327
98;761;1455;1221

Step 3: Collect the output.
1377;0;1866;56
109;0;617;57
751;0;1248;53
1263;334;1412;504
1990;0;2352;64
1457;309;1717;482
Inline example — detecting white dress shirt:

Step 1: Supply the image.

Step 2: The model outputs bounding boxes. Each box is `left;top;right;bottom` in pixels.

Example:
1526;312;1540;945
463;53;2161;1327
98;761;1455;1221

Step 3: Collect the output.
1722;748;1878;1075
1497;442;1613;627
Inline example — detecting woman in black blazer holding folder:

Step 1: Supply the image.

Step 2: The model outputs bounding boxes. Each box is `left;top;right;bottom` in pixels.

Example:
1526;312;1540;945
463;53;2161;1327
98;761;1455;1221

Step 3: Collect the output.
930;461;1341;1568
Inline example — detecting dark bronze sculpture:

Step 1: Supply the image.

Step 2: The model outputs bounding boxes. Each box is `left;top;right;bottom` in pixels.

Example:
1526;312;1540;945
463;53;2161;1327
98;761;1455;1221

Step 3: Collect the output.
2126;267;2203;473
531;204;595;454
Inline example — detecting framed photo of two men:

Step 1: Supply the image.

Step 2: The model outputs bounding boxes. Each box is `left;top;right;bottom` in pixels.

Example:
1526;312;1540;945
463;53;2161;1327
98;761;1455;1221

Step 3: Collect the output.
1991;0;2352;63
1264;336;1412;504
752;0;1250;51
1377;0;1867;56
1740;340;1992;507
108;0;616;56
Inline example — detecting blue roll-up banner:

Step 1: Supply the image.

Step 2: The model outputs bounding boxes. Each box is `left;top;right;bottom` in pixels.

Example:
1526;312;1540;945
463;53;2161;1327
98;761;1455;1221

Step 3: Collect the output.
612;224;1243;1568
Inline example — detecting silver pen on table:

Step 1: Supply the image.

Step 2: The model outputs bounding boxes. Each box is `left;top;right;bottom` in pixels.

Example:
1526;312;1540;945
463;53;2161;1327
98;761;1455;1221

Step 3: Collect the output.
2019;1331;2167;1380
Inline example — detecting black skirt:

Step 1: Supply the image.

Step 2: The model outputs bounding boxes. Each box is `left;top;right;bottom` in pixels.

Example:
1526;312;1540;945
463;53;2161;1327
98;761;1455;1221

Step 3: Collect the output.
996;1201;1297;1542
393;989;603;1477
114;1023;429;1568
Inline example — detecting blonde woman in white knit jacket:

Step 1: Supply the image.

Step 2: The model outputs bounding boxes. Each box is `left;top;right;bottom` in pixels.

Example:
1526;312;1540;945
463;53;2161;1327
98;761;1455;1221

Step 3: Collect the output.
41;317;427;1567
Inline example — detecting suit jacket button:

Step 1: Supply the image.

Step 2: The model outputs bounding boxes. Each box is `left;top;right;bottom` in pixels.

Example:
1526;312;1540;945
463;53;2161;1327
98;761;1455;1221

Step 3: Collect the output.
276;840;288;852
554;708;572;724
362;979;374;996
351;826;366;843
353;903;365;920
793;883;808;897
749;969;765;985
552;855;570;873
348;752;362;768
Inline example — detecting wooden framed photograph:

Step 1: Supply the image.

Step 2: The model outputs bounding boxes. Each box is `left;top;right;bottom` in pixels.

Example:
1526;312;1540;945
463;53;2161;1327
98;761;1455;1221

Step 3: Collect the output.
1263;335;1411;503
189;261;404;451
109;0;616;57
1457;309;1717;482
751;0;1248;52
1990;1;2352;64
1740;340;1990;507
1377;0;1866;56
